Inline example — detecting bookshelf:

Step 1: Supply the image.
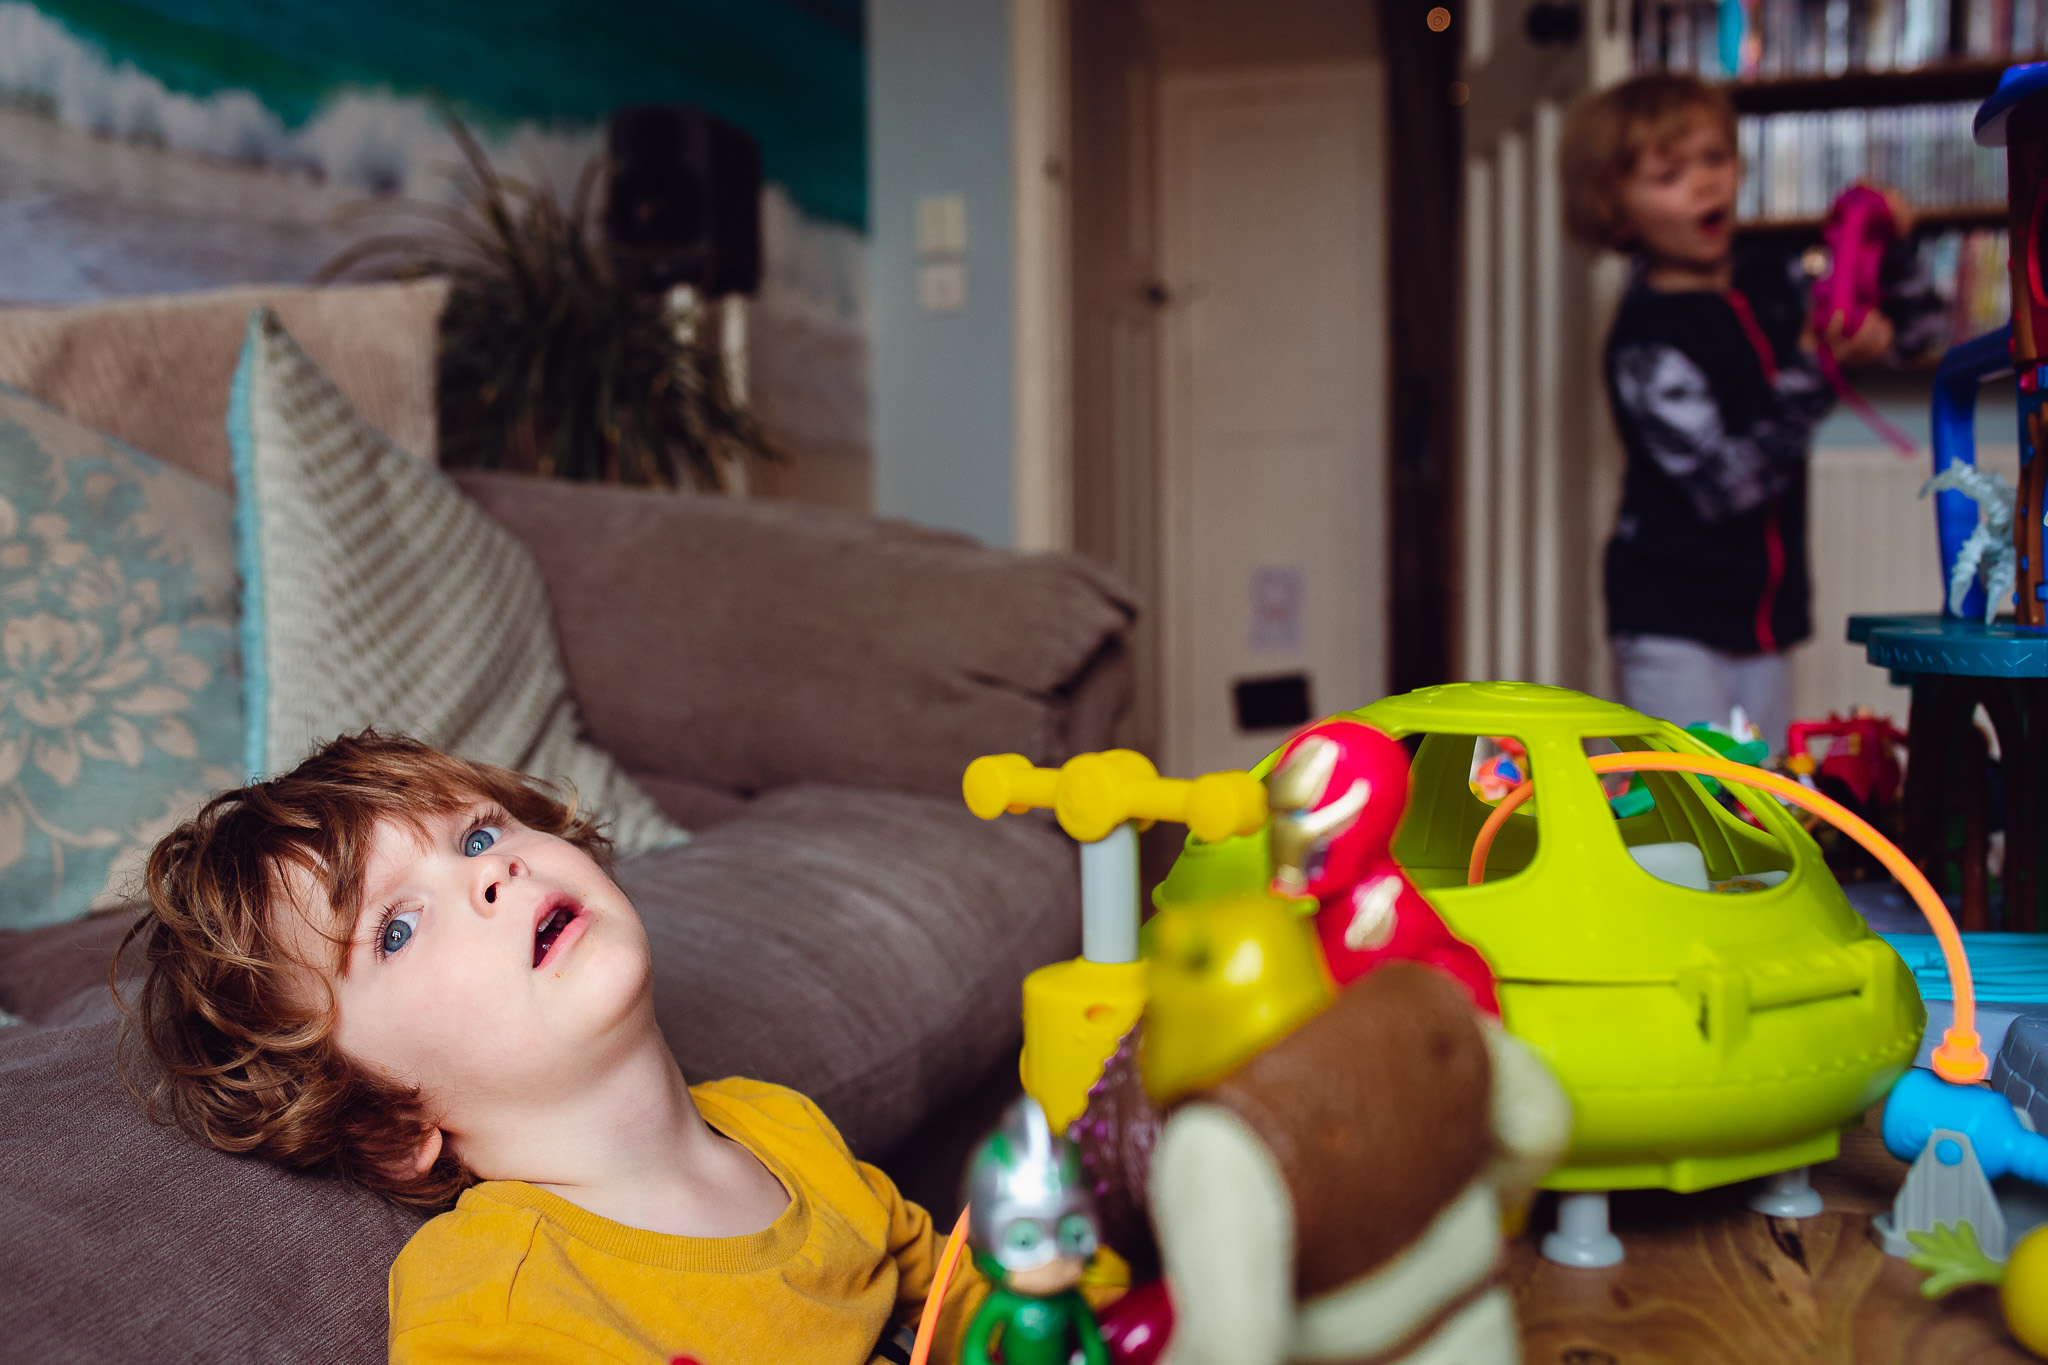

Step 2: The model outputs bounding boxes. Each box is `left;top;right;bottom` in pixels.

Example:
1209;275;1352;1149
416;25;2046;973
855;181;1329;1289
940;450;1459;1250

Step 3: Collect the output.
1738;200;2006;237
1633;0;2024;344
1722;57;2007;113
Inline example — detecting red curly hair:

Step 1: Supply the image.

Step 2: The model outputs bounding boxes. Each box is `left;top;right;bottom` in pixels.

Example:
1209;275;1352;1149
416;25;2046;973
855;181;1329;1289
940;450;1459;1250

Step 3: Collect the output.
117;731;612;1209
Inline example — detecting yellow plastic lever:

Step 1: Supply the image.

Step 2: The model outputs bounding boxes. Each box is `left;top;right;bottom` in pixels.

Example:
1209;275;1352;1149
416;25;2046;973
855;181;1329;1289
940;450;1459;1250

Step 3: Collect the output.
963;749;1269;844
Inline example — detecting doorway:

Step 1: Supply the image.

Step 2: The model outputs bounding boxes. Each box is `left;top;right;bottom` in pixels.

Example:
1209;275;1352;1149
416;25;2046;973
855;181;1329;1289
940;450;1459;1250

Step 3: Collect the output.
1158;64;1388;775
1067;0;1394;780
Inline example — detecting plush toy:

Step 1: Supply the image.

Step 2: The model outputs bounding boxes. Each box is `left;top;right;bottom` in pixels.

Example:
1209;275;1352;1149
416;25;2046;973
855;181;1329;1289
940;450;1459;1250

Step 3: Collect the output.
961;1096;1111;1365
1143;950;1570;1365
1266;719;1500;1015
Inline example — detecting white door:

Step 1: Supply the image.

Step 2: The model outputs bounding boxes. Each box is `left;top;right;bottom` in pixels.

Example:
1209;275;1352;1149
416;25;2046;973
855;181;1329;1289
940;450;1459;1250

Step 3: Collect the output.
1157;63;1387;777
1459;0;1630;690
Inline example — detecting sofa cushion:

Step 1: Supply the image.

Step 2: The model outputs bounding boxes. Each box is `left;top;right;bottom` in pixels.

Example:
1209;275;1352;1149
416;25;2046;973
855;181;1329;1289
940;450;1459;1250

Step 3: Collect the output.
454;471;1139;800
0;280;446;492
0;386;244;929
0;783;1076;1361
0;908;139;1024
229;309;685;857
628;770;755;831
623;784;1077;1154
0;1017;428;1364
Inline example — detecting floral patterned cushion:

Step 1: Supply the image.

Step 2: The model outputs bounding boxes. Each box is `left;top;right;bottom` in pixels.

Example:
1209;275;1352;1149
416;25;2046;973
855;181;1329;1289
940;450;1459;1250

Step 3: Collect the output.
0;386;241;929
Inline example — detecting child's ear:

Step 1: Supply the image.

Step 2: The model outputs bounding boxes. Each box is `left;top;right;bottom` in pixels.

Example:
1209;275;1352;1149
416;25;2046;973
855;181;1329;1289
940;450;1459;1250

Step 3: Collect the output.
412;1126;445;1176
384;1126;444;1181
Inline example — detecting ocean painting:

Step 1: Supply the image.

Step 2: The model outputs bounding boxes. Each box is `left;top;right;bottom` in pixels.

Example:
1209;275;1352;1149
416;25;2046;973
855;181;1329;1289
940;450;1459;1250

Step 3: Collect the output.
0;0;871;498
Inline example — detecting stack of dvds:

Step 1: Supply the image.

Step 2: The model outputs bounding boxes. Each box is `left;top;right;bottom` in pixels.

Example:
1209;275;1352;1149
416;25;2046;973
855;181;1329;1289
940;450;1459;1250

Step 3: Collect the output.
1636;0;2048;75
1737;102;2005;220
1917;227;2013;349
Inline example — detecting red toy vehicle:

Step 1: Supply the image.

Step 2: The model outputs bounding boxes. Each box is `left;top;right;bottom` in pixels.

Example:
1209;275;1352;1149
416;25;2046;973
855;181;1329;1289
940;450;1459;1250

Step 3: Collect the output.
1785;709;1907;812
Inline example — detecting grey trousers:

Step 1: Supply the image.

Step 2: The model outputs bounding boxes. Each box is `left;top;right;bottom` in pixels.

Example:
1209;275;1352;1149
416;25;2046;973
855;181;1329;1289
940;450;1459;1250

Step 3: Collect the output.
1611;633;1792;755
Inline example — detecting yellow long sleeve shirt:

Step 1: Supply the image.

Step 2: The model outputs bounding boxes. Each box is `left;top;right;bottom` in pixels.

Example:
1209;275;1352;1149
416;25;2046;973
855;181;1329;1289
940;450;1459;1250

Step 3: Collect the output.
387;1077;985;1365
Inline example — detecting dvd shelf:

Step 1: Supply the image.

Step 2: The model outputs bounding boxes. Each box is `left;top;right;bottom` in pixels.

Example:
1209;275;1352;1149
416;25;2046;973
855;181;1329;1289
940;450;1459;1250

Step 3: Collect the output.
1918;227;2013;349
1737;101;2005;220
1636;0;2048;77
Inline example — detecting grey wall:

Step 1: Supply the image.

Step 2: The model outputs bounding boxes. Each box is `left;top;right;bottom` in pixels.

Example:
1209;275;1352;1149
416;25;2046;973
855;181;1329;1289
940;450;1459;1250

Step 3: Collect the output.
867;0;1015;545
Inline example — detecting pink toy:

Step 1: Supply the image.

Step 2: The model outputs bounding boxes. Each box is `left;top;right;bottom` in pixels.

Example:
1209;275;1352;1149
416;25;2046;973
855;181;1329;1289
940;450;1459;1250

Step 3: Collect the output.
1095;1279;1173;1365
1266;719;1501;1016
1814;186;1895;338
1811;185;1918;455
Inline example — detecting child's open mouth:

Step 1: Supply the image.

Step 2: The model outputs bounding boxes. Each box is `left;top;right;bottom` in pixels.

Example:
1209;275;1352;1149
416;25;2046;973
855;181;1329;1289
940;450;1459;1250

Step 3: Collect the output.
1699;207;1729;234
533;900;583;968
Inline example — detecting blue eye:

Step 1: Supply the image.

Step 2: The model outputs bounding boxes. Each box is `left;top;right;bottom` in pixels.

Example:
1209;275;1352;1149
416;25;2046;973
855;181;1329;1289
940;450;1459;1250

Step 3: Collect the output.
379;909;420;957
462;825;501;858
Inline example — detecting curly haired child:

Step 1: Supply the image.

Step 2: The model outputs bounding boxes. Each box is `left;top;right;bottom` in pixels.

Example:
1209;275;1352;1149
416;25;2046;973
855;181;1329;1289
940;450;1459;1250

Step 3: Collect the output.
1561;74;1939;750
120;732;981;1364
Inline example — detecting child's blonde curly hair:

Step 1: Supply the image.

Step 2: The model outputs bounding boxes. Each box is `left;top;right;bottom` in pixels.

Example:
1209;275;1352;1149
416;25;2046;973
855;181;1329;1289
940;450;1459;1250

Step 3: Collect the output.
1560;72;1739;249
117;731;611;1208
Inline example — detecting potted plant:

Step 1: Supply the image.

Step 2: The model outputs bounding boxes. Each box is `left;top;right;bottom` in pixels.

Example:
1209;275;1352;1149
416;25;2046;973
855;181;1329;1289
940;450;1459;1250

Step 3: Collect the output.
322;119;770;491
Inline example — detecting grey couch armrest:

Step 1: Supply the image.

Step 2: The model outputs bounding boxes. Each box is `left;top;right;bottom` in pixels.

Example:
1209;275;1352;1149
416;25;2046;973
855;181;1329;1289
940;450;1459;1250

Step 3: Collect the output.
454;472;1137;799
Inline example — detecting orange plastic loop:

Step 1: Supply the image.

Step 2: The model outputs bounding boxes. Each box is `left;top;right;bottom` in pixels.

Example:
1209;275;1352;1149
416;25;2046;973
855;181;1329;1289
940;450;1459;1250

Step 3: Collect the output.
1467;780;1535;886
909;1204;972;1365
1462;751;1986;1084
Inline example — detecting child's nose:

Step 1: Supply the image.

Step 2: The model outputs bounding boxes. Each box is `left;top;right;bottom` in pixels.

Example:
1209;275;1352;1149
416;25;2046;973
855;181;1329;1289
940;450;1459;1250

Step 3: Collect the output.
476;856;523;911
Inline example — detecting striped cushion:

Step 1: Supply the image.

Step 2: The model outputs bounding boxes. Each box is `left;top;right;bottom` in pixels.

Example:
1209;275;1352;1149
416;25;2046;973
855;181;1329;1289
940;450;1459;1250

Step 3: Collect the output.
228;308;686;857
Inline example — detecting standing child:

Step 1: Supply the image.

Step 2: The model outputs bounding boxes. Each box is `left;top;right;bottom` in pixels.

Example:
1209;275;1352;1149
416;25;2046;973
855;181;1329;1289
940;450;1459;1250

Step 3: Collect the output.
1560;74;1937;752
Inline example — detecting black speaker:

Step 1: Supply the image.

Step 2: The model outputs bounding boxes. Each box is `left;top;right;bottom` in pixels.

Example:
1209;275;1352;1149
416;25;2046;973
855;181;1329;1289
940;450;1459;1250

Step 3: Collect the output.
605;104;763;297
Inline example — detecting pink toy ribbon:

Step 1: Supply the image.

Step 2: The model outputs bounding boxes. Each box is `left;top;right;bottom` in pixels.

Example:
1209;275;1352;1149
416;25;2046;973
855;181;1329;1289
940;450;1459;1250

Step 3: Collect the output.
1817;344;1918;456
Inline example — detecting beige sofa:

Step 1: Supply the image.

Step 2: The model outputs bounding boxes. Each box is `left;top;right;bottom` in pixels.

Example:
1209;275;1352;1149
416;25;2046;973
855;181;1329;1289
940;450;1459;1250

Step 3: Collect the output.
0;282;1135;1362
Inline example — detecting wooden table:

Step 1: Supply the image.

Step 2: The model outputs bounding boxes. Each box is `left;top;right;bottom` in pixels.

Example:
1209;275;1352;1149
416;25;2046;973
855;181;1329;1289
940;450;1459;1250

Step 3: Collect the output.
1505;1114;2028;1364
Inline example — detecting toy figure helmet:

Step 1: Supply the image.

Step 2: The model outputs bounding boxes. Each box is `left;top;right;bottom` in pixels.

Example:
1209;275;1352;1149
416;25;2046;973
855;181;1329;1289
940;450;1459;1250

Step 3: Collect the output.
964;1096;1101;1275
1267;719;1411;901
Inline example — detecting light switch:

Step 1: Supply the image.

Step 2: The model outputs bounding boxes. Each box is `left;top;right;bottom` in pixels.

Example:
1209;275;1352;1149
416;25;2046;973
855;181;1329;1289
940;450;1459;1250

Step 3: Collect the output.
919;261;968;313
915;194;967;256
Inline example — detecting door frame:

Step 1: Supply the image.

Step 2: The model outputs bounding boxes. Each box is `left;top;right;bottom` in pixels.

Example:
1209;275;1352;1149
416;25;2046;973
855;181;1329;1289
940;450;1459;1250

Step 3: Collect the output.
1011;0;1074;553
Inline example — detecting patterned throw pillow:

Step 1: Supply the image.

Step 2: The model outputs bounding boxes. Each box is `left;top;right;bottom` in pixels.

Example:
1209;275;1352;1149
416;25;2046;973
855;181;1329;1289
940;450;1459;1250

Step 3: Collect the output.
0;386;243;929
229;308;687;858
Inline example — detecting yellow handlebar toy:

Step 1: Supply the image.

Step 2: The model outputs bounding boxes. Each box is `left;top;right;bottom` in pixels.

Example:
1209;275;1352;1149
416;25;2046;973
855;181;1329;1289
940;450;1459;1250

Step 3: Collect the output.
965;749;1270;1129
964;750;1268;845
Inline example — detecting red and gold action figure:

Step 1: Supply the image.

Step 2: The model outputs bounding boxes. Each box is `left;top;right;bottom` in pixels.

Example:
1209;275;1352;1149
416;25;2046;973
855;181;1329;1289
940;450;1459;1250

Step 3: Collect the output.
1266;719;1500;1017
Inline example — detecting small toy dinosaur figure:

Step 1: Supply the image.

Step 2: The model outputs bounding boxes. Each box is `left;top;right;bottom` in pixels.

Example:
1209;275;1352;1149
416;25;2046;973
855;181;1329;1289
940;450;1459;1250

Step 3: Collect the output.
1143;918;1571;1365
1922;465;2017;623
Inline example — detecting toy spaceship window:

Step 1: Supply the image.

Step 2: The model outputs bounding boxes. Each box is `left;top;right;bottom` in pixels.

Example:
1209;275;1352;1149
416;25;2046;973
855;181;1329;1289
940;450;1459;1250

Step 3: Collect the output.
1388;731;1541;890
1600;733;1794;892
